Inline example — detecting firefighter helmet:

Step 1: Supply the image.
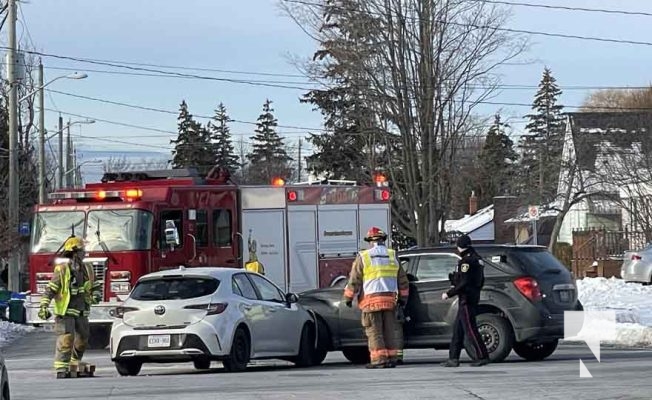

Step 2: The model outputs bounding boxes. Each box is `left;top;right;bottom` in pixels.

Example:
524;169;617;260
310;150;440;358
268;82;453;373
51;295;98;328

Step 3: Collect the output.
364;227;387;242
63;236;85;252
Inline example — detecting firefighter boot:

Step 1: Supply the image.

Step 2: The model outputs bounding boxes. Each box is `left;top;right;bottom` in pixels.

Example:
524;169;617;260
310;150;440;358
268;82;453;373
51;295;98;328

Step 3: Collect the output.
56;369;70;379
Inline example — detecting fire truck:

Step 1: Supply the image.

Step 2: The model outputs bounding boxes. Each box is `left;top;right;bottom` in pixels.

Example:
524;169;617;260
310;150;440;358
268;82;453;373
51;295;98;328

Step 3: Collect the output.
25;167;391;348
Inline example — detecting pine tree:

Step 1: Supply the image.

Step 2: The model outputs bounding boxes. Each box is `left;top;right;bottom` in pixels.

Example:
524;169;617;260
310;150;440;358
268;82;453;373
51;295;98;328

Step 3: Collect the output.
519;67;565;203
246;99;293;184
170;100;215;175
208;103;240;175
478;114;517;207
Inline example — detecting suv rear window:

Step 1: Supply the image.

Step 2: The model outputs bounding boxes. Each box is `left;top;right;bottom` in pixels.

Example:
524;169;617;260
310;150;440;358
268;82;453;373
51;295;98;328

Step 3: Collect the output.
512;249;568;276
131;277;220;300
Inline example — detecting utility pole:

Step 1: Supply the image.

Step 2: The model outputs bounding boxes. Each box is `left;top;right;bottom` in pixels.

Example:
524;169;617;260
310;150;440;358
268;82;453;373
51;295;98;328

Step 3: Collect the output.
297;138;302;181
66;119;72;187
58;115;64;189
7;0;20;292
38;62;46;203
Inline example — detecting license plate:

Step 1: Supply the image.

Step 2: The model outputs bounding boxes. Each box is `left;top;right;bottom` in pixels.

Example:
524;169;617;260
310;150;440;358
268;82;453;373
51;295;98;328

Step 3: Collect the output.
147;335;171;348
559;291;571;302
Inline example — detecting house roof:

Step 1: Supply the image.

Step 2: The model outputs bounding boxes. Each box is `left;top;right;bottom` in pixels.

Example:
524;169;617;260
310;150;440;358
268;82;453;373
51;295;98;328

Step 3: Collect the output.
445;205;494;234
567;112;652;172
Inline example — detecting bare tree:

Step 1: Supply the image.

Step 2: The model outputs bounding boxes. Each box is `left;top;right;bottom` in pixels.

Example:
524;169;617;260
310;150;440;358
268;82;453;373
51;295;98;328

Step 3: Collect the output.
582;87;652;112
102;156;132;173
283;0;526;245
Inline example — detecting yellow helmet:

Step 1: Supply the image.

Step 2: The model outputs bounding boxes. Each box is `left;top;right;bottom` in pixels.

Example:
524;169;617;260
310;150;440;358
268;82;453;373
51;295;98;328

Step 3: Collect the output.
63;236;85;252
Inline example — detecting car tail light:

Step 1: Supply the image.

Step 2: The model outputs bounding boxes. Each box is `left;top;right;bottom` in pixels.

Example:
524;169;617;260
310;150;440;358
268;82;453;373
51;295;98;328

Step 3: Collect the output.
631;254;642;261
111;306;139;319
184;303;228;315
513;277;542;302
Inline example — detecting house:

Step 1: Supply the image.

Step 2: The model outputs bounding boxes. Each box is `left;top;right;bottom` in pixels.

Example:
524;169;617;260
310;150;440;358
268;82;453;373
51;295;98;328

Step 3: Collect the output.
444;194;523;244
554;111;652;245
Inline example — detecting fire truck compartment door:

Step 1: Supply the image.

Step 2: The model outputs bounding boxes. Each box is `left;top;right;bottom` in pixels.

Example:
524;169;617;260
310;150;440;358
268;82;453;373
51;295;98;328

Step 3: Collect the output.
358;204;391;248
241;209;288;292
287;207;318;293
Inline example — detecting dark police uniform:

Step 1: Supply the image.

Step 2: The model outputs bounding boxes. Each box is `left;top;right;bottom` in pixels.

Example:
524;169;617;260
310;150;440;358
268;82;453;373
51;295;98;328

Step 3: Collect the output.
444;238;490;367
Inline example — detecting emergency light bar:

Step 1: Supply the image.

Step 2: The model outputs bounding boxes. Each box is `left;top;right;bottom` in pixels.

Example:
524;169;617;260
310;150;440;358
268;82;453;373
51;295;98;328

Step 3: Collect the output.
48;188;143;202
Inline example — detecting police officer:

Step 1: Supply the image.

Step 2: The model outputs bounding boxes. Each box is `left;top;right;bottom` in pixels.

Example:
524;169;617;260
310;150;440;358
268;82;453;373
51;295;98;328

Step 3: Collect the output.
441;234;490;367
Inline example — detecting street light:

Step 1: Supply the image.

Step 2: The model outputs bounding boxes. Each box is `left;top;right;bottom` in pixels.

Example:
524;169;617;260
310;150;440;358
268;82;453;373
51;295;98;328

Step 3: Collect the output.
18;72;88;103
16;68;89;204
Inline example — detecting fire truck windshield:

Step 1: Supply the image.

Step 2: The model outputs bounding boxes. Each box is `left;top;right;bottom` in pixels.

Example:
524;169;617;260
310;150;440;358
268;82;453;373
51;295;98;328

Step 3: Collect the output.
31;209;154;253
85;210;153;251
31;211;85;253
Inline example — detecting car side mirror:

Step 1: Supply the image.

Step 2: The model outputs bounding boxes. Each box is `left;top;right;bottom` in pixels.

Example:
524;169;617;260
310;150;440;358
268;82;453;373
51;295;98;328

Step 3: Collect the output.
285;292;299;304
407;273;418;282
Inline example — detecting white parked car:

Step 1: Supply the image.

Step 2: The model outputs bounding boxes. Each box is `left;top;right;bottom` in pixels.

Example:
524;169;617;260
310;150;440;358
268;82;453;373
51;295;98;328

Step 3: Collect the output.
110;266;319;376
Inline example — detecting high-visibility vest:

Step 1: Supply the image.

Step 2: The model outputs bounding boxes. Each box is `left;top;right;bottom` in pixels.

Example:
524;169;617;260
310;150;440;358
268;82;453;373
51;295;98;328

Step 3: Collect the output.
361;246;399;295
51;259;95;316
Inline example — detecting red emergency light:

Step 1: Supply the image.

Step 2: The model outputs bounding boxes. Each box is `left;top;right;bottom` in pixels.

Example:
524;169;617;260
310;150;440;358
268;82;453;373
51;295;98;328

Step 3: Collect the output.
287;190;298;201
375;189;390;201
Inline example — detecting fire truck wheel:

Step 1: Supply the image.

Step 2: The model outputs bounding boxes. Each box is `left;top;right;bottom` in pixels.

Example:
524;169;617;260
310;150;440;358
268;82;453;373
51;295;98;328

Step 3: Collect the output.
88;325;111;350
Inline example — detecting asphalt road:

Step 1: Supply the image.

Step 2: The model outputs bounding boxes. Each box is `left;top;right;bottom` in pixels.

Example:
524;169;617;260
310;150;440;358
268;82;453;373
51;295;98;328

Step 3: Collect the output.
2;329;651;400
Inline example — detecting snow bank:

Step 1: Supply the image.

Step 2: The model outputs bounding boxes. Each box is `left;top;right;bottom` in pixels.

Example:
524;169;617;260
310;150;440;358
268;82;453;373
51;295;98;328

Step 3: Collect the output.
570;277;652;348
0;321;35;348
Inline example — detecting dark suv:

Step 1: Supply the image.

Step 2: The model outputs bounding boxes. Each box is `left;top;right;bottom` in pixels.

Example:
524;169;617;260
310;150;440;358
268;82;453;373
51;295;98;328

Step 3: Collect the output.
299;245;583;365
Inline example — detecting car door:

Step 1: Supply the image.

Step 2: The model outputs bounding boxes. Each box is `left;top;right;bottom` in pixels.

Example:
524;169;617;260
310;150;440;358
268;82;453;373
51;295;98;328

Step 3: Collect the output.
247;273;303;355
231;273;269;355
404;253;460;345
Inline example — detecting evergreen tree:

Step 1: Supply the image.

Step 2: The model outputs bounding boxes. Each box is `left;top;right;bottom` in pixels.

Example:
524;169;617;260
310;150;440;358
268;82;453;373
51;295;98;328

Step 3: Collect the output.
478;114;517;207
246;99;293;184
208;103;240;175
519;67;565;203
170;100;215;175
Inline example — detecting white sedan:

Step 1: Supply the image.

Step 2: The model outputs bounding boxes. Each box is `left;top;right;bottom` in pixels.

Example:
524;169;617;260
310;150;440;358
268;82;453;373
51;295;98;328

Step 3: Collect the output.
110;266;319;376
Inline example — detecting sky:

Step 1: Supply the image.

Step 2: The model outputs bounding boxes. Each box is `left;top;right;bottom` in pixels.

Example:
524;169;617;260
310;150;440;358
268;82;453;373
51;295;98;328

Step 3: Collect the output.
12;0;652;179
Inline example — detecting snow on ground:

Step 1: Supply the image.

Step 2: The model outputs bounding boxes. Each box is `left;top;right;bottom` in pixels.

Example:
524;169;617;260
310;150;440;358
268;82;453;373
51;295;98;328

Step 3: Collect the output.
569;277;652;348
0;321;35;349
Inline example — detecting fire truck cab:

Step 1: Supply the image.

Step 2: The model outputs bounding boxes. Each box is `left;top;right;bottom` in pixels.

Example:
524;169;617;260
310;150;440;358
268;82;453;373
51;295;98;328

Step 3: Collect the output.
26;167;391;348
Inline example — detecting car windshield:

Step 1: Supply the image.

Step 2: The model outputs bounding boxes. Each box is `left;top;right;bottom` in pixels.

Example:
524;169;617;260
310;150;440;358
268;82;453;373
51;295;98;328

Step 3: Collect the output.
85;210;153;251
31;211;85;253
130;277;220;300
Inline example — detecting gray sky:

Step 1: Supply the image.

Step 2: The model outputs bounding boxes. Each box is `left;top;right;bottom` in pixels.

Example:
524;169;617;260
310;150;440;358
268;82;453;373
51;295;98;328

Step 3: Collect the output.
17;0;652;165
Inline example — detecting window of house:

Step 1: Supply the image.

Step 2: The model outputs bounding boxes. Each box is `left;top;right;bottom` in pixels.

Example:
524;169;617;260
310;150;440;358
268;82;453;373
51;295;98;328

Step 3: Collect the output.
159;210;183;248
196;210;208;247
213;209;232;247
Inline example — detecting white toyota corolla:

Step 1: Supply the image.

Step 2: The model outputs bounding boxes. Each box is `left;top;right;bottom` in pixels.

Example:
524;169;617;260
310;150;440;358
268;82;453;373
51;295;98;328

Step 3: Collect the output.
110;266;318;376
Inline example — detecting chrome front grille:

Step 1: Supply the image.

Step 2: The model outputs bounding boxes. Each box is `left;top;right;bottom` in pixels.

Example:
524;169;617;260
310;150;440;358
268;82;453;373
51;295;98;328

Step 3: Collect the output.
93;264;106;284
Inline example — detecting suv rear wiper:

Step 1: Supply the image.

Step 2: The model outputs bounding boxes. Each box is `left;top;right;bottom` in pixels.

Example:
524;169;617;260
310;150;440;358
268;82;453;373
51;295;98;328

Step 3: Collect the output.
96;220;118;265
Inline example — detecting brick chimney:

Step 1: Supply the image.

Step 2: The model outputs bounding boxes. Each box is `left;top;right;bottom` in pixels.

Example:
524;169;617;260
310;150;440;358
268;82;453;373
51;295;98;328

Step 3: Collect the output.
469;191;478;215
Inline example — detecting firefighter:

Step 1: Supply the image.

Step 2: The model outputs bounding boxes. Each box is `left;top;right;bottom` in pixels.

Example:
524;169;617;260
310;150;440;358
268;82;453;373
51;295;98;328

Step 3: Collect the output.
441;234;490;367
342;227;409;368
38;236;102;378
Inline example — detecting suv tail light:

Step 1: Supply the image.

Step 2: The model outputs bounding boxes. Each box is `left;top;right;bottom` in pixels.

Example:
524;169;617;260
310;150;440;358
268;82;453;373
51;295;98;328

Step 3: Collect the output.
184;303;228;315
513;277;542;302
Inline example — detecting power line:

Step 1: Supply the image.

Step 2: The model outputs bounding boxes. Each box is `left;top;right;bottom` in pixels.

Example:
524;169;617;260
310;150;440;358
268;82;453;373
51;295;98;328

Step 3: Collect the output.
474;0;652;18
46;89;331;132
282;0;652;47
0;46;313;91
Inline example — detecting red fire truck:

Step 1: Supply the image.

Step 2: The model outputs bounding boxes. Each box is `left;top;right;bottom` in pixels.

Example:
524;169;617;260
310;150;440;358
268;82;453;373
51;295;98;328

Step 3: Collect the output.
25;167;391;348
